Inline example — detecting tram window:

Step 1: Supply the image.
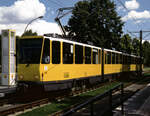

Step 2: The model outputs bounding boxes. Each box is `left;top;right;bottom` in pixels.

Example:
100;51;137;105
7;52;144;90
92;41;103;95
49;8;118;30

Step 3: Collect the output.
131;57;133;64
85;47;91;64
42;39;50;64
116;53;119;64
125;56;128;64
99;50;101;64
63;42;73;64
105;52;107;64
133;57;135;64
105;52;111;64
52;41;60;64
138;58;141;64
120;54;122;64
128;56;131;64
112;53;115;64
123;55;126;64
75;45;83;64
93;48;98;64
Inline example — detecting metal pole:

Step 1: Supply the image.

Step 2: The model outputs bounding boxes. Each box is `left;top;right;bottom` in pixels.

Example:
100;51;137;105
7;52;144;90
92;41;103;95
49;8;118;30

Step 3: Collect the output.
140;30;143;78
24;16;43;34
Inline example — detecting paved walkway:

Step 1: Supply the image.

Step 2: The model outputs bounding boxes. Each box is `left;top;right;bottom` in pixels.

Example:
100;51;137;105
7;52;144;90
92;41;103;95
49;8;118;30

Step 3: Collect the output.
115;82;150;116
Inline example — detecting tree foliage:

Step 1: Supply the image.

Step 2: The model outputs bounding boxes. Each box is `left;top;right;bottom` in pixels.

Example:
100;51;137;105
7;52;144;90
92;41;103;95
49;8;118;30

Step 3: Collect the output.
132;38;140;56
143;41;150;67
22;29;37;36
119;34;133;54
66;0;124;49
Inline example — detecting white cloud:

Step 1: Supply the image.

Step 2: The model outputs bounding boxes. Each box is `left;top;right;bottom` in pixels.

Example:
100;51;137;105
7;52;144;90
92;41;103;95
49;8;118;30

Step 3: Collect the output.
0;20;62;36
125;0;139;10
28;20;62;35
0;0;62;36
0;0;45;24
122;10;150;21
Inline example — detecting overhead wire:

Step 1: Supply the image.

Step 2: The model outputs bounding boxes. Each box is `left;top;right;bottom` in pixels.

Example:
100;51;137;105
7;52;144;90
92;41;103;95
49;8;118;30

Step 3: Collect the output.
116;0;150;41
115;0;142;38
116;0;142;30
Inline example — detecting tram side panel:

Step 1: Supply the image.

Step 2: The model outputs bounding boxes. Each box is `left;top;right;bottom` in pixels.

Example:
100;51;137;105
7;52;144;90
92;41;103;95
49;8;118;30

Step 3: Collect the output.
39;41;102;91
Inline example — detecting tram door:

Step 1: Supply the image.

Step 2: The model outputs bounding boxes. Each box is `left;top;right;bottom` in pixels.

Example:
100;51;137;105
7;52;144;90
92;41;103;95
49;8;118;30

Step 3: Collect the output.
1;29;16;85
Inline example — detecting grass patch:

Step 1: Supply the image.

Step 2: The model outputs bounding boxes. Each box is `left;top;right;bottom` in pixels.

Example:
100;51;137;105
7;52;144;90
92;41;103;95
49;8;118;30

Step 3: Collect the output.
18;82;120;116
143;67;150;71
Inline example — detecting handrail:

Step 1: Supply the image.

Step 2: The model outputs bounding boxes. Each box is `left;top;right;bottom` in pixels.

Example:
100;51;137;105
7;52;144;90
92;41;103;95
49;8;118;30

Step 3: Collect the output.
62;83;124;116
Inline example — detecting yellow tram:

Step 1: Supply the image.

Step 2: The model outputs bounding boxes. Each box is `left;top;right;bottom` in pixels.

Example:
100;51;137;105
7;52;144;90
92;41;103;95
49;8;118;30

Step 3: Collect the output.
17;35;141;91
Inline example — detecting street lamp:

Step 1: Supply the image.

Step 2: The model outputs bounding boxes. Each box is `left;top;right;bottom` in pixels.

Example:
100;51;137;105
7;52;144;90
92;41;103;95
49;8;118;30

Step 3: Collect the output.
24;16;43;34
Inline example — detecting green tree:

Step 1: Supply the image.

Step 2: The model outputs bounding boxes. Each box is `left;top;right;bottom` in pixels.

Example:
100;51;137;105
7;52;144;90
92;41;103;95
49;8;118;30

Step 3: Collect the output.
66;0;123;49
132;38;140;55
143;41;150;66
22;29;37;36
120;34;133;54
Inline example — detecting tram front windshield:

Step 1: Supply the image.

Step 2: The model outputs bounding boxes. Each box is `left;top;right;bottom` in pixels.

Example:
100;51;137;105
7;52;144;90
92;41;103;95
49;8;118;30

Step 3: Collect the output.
19;38;43;64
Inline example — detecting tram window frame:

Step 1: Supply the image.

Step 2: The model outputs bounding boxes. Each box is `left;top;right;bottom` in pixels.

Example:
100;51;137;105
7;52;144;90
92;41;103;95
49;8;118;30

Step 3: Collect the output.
42;38;50;64
63;42;73;64
112;52;116;64
52;41;60;64
75;45;83;64
85;47;91;64
93;48;98;64
105;52;111;64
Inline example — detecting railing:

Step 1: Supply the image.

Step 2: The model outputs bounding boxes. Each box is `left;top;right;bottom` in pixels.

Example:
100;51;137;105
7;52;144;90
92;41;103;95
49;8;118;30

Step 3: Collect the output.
62;83;124;116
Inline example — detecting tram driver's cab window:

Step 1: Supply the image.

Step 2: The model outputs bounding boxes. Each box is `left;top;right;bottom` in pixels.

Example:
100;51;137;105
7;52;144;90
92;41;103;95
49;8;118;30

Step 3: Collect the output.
42;38;50;64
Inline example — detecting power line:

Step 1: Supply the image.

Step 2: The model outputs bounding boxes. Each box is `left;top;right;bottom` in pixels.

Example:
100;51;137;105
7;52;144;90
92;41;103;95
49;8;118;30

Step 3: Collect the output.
127;30;138;38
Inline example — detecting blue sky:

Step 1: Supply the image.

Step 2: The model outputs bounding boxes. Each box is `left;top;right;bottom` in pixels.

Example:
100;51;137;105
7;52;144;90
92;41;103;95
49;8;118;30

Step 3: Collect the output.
0;0;150;40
